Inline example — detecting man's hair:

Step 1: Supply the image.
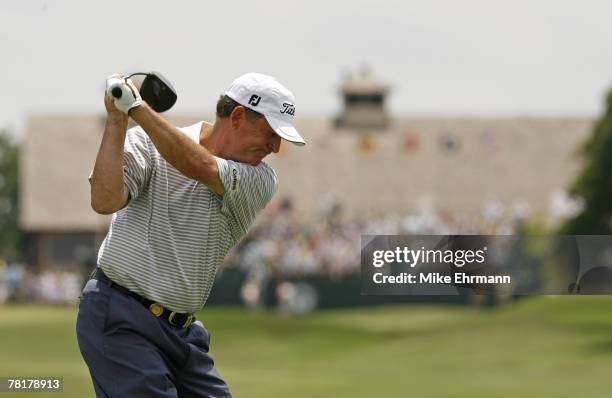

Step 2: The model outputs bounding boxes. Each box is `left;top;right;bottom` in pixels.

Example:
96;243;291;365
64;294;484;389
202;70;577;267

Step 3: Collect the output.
216;94;262;121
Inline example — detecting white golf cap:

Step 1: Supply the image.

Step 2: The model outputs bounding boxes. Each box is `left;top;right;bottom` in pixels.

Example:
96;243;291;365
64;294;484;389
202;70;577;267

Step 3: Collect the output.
225;73;306;146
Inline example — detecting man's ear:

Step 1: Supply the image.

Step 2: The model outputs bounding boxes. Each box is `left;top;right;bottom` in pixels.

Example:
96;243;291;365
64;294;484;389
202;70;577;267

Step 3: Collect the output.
230;106;246;129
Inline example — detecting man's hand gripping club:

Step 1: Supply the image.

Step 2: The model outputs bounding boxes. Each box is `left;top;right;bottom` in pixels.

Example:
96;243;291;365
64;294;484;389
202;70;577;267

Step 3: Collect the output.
106;74;142;114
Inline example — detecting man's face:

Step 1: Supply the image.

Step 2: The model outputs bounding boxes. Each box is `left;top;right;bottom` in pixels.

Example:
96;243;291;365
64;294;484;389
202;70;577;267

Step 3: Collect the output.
231;107;281;165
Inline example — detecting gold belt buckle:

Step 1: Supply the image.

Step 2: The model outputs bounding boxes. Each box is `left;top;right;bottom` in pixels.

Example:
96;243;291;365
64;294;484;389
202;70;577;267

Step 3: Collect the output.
183;315;194;328
149;303;164;317
168;311;194;328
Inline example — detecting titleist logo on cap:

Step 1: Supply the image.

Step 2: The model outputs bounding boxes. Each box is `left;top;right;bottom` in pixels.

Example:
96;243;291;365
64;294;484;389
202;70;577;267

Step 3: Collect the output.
280;102;295;115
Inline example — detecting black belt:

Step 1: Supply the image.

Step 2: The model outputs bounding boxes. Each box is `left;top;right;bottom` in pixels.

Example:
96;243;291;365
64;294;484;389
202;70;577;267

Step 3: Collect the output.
92;268;195;328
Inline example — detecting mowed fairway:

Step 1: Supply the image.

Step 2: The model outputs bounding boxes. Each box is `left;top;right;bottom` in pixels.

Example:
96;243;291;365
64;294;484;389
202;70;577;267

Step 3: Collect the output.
1;297;612;397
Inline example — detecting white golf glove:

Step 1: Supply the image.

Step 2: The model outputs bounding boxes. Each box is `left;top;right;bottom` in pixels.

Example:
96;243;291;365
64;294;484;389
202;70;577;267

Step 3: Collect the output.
105;74;142;114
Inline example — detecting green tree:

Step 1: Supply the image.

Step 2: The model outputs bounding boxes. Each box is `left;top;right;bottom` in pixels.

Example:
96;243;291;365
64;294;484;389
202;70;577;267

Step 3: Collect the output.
562;89;612;234
0;129;21;258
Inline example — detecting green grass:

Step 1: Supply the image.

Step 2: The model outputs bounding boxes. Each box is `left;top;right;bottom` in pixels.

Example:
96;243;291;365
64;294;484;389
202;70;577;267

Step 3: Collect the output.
2;297;612;397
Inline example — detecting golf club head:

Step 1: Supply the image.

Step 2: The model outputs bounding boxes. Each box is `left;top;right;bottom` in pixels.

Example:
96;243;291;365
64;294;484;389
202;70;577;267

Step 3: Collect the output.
140;71;177;113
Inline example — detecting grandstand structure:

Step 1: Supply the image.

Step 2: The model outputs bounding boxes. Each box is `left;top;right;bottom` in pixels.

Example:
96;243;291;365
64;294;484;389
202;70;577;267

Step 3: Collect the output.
19;71;593;268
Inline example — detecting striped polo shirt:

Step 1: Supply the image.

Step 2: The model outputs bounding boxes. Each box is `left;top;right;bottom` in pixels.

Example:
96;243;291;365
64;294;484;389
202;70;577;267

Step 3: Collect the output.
94;122;278;313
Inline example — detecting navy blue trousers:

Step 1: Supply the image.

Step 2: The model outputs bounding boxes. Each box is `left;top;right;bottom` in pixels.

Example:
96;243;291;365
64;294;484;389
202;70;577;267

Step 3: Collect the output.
76;278;231;398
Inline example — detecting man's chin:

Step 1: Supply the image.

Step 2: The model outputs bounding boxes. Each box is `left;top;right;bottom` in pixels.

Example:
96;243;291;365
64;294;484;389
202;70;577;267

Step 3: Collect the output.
241;152;268;166
252;154;269;165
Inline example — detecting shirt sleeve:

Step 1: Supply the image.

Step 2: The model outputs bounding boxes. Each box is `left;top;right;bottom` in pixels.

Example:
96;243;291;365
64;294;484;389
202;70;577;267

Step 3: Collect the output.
122;126;152;203
215;157;278;235
88;126;152;205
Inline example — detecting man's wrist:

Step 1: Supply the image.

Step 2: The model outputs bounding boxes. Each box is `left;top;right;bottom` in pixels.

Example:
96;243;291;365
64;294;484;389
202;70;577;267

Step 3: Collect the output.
106;111;128;123
128;100;148;119
106;112;128;127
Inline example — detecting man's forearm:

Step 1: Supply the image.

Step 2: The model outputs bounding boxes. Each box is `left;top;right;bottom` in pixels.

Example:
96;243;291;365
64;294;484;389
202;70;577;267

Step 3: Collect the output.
130;103;225;195
90;114;130;214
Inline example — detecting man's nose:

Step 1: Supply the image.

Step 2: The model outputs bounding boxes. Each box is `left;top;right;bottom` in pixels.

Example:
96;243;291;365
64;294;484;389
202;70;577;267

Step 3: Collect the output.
269;135;281;153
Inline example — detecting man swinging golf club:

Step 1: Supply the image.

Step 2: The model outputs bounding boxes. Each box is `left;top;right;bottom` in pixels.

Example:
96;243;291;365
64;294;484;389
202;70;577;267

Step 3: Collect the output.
76;72;305;397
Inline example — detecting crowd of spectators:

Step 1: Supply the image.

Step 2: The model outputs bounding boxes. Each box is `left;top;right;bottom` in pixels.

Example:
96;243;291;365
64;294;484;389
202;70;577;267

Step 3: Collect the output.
1;196;555;306
223;197;527;279
0;261;82;305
